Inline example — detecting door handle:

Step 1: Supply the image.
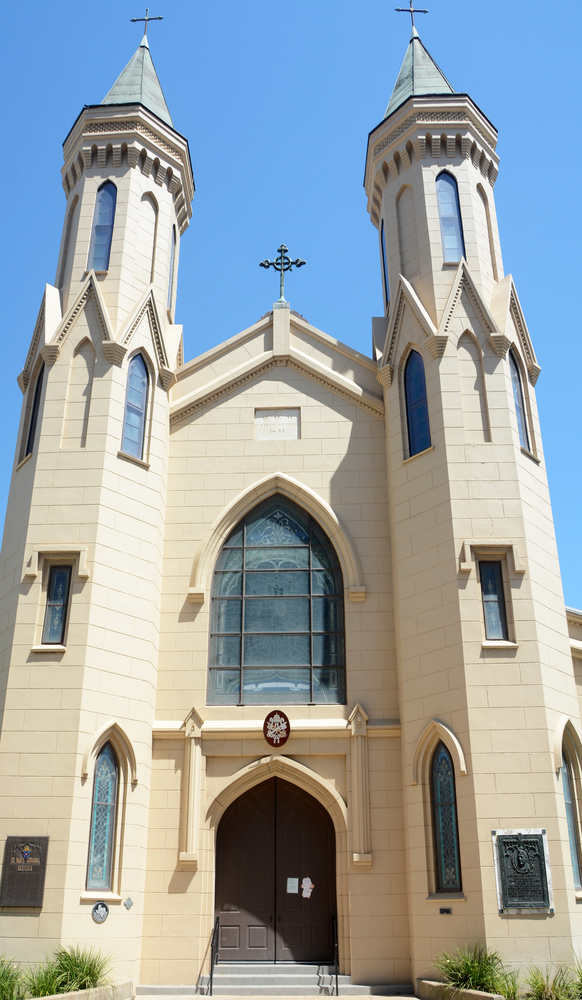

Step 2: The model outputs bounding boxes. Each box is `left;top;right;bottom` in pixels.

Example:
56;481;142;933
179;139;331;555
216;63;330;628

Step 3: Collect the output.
270;916;273;922
278;914;281;922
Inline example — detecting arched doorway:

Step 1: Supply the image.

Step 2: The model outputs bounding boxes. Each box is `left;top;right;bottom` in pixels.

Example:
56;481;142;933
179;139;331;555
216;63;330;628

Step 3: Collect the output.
215;777;337;962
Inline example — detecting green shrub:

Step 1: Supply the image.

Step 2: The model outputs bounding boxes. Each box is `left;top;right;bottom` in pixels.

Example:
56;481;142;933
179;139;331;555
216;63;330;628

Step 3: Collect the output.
498;969;521;1000
433;944;506;995
523;966;576;1000
0;956;25;1000
24;947;111;997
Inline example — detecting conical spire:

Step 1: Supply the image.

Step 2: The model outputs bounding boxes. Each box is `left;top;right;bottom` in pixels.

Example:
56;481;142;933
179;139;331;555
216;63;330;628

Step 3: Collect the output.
101;35;173;127
385;26;455;118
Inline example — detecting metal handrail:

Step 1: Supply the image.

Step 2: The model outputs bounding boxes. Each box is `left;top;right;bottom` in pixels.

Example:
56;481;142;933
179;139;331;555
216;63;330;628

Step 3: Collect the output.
209;917;219;996
332;915;339;997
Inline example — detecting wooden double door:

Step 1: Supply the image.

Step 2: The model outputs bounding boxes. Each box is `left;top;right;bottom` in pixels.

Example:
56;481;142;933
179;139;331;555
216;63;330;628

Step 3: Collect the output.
215;777;336;962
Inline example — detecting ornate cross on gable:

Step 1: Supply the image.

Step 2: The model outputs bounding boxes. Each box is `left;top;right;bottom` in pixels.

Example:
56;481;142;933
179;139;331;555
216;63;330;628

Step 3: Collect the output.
130;8;164;35
259;244;306;303
395;0;429;27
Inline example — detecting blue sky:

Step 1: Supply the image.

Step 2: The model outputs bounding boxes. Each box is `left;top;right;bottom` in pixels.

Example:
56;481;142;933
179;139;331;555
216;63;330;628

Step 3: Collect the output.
2;0;581;606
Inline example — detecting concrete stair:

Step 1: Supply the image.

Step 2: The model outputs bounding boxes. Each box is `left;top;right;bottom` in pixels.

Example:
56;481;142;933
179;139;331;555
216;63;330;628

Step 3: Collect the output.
137;963;415;996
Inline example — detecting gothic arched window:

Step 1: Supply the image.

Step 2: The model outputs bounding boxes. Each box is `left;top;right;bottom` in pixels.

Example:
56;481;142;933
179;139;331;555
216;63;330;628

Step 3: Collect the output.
167;226;177;310
381;220;390;308
86;742;118;891
562;749;582;889
24;363;45;459
431;741;462;892
88;181;117;272
509;350;530;450
436;172;465;263
121;354;149;459
404;350;431;457
209;498;345;706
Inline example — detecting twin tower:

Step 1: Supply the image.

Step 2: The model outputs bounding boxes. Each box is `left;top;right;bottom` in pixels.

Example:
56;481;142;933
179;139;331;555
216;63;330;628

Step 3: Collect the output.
1;20;581;992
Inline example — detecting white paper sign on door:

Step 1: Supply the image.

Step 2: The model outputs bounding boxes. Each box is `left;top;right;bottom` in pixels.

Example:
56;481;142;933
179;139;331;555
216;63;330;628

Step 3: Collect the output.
287;877;299;894
301;876;315;898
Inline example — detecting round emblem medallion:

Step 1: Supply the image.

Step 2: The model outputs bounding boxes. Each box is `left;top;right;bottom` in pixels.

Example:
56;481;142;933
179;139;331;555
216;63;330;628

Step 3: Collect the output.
263;710;290;748
92;901;109;924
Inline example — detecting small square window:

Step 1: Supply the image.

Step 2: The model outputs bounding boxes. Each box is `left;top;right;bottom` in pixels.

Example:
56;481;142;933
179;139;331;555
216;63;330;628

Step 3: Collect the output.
42;566;72;645
479;561;508;641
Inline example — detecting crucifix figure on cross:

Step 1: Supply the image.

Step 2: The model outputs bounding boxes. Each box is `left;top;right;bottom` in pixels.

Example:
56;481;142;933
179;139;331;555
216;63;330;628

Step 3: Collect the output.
130;8;164;35
394;0;429;28
259;244;306;303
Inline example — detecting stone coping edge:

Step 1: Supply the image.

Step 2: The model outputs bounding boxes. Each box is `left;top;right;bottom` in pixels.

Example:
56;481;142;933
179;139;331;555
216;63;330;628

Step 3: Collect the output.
416;981;504;1000
34;982;134;1000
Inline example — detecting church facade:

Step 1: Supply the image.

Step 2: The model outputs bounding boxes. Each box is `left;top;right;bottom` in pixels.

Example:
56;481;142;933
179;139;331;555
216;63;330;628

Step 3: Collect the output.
1;22;582;992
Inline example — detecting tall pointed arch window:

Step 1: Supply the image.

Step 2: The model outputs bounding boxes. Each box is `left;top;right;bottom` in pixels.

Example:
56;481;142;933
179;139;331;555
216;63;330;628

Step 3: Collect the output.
86;742;118;891
562;748;582;889
88;181;117;272
209;498;345;706
509;350;530;450
404;350;431;457
436;172;465;263
431;741;462;892
167;226;177;310
24;363;45;459
121;354;149;460
381;220;390;309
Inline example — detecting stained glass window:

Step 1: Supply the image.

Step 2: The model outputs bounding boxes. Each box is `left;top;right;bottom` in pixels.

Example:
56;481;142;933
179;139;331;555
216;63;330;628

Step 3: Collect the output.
431;741;462;892
479;561;508;641
87;742;118;891
562;750;582;889
42;565;72;645
436;172;465;263
509;350;530;451
405;350;431;457
25;364;45;457
167;226;176;310
209;499;345;705
121;354;148;459
88;182;117;272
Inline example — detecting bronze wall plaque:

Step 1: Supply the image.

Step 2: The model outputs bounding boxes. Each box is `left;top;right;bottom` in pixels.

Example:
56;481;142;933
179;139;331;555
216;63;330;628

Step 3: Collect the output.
496;832;549;910
0;837;49;907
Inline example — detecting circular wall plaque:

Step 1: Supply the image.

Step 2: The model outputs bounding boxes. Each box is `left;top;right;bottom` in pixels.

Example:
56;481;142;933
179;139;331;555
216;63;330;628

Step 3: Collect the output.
92;901;109;923
263;710;290;748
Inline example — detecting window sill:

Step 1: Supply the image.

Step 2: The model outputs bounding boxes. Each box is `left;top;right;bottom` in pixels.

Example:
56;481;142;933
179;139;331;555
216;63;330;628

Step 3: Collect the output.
31;644;66;653
84;270;108;277
117;450;150;470
426;893;466;901
482;640;518;649
575;890;582;901
79;891;122;903
442;261;461;267
403;445;434;465
521;447;540;464
15;453;32;472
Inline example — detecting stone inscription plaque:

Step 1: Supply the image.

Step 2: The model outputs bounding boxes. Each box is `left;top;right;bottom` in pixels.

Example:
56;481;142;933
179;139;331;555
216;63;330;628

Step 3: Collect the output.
0;837;49;907
255;408;300;441
496;832;549;910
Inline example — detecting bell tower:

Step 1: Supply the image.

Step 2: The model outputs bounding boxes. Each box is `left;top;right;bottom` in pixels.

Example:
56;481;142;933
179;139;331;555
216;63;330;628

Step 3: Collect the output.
366;21;582;978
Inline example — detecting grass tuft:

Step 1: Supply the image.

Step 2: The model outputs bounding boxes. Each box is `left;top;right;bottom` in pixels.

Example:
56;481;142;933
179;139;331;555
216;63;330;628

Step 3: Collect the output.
434;943;506;995
23;947;111;998
0;956;25;1000
522;966;576;1000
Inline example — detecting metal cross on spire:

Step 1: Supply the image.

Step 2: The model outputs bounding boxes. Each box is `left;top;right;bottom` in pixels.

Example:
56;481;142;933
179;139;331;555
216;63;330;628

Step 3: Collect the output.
259;244;306;303
130;8;164;35
395;0;429;28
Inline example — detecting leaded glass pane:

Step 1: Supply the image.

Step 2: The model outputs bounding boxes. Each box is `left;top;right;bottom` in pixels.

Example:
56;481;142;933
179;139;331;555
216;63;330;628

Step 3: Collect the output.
87;743;118;891
436;173;465;263
431;742;461;892
480;561;508;640
25;365;45;457
42;566;71;645
242;667;311;703
121;355;148;459
245;571;309;596
208;498;346;705
509;351;530;450
405;351;431;457
88;182;117;271
562;753;582;889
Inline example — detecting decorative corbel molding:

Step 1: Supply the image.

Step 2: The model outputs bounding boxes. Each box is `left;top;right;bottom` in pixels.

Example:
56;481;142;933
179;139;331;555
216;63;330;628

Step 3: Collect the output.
459;539;526;575
159;366;177;391
424;335;449;359
40;344;60;365
102;342;128;366
24;545;90;580
349;704;372;870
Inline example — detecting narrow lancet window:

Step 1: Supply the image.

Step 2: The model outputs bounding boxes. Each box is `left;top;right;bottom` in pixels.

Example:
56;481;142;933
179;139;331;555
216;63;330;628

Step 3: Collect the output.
436;172;465;263
209;498;345;706
25;364;45;458
479;561;509;641
509;350;530;450
381;220;390;308
563;750;582;889
121;355;149;460
87;742;119;891
88;181;117;272
431;741;462;892
167;226;176;310
404;350;431;457
42;565;72;645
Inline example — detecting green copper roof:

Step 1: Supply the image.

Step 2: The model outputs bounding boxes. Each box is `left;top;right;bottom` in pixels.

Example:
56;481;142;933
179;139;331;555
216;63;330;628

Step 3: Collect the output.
385;27;455;118
101;36;173;127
